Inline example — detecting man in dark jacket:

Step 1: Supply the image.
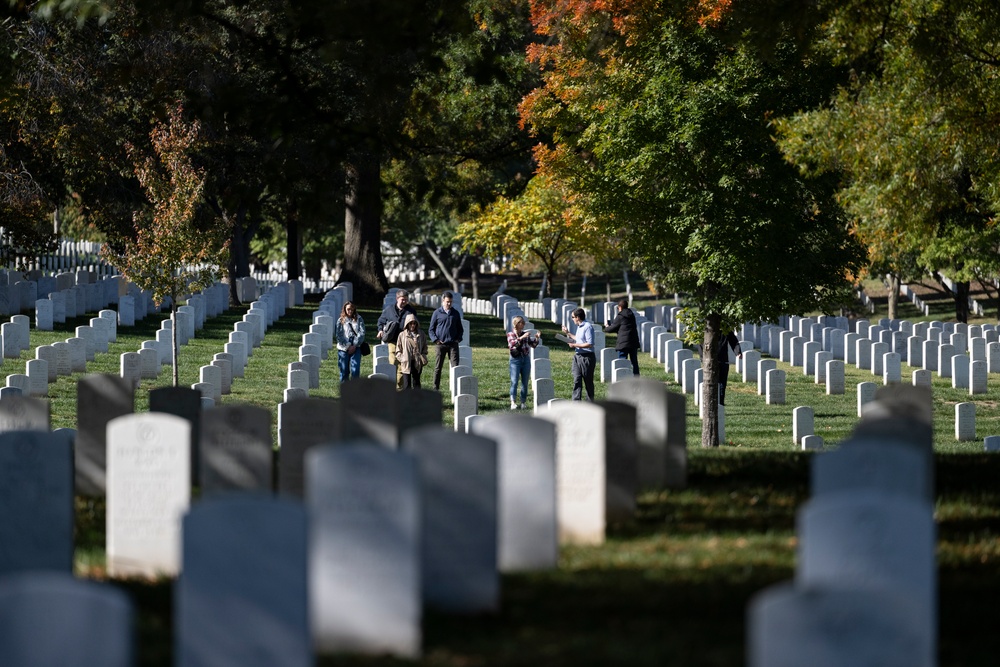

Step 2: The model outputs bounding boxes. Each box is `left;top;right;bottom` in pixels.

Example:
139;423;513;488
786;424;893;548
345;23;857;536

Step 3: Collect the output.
377;289;417;390
428;291;464;391
605;298;640;375
716;331;743;406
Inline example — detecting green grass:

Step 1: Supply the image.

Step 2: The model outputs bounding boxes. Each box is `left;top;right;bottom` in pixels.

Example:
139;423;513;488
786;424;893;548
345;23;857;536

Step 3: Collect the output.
3;298;1000;666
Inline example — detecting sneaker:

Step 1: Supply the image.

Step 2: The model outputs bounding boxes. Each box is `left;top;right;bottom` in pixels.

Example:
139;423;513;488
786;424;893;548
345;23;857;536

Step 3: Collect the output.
519;402;526;410
511;400;518;410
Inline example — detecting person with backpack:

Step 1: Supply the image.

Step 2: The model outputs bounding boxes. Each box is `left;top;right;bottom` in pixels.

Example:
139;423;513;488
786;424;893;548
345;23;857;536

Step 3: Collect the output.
376;289;416;390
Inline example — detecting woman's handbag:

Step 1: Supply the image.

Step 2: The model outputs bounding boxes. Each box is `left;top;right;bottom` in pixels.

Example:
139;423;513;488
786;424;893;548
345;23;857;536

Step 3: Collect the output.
359;341;371;356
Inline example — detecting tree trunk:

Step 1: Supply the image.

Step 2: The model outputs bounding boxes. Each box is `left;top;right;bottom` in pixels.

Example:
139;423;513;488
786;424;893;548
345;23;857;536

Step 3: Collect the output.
171;302;180;387
954;280;970;323
424;242;461;292
286;211;301;281
701;313;722;448
227;205;257;305
342;155;388;306
886;273;899;320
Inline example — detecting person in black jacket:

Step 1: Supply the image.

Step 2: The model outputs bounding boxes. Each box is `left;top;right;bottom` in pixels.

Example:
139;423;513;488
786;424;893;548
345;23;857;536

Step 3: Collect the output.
376;289;417;390
716;331;743;406
605;298;640;375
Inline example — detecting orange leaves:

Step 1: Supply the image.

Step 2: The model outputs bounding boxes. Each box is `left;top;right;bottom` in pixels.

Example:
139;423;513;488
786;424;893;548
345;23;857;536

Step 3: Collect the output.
694;0;733;27
103;102;229;307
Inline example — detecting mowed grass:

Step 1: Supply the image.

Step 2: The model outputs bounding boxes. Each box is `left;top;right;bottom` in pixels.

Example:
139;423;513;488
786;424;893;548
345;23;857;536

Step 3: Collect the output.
3;299;1000;666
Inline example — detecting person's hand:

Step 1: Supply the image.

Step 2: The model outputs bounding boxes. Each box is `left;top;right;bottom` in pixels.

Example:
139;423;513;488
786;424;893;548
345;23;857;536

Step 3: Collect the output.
376;330;384;339
561;325;568;333
348;345;356;354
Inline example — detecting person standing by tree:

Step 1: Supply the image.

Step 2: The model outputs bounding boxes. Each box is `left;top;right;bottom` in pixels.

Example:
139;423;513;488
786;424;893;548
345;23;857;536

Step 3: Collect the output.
605;298;640;376
507;315;540;410
715;331;742;406
335;300;365;383
561;308;595;401
395;313;428;390
377;289;416;390
428;290;464;392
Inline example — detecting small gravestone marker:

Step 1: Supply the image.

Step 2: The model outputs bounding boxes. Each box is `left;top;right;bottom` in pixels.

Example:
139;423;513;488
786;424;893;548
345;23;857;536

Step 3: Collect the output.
306;444;421;658
106;412;191;577
278;397;341;496
149;386;202;486
402;427;499;613
469;415;558;572
0;432;74;574
796;491;937;654
177;496;310;667
765;369;785;405
0;394;50;433
537;401;606;545
758;359;776;395
201;404;272;495
0;572;135;667
857;381;877;417
793;406;814;445
956;402;975;441
748;583;932;667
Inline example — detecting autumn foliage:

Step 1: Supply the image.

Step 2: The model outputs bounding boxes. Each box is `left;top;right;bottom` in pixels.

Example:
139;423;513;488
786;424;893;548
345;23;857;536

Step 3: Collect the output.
104;103;229;310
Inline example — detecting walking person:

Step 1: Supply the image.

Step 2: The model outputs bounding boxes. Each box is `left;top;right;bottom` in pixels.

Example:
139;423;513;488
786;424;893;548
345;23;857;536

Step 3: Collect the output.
561;307;595;401
428;290;464;391
395;313;428;389
716;330;742;406
605;298;640;375
335;300;365;382
377;289;416;390
507;315;540;409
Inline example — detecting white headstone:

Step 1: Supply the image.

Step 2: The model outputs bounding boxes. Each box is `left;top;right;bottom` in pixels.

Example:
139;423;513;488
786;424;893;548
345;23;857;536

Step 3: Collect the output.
106;413;191;577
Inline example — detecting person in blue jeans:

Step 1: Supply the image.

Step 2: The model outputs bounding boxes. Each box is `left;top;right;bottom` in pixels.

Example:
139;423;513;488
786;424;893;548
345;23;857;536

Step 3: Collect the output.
506;315;539;409
335;300;365;382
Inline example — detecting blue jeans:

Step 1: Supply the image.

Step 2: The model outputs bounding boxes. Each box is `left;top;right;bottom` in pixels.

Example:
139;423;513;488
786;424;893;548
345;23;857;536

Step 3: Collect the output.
509;355;530;403
338;349;362;382
618;348;640;375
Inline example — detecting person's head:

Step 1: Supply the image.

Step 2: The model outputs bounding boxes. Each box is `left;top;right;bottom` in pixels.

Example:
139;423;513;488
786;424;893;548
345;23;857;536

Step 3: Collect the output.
405;313;419;331
441;291;453;310
512;315;525;332
617;298;629;311
395;290;409;308
340;300;357;321
572;308;586;324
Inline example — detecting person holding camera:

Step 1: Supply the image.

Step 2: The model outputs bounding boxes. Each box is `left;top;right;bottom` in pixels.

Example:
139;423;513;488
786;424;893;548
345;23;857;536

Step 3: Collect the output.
377;289;416;390
506;315;540;409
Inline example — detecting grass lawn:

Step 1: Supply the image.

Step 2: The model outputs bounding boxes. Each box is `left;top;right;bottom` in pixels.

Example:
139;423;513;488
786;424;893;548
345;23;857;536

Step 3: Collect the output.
4;293;1000;666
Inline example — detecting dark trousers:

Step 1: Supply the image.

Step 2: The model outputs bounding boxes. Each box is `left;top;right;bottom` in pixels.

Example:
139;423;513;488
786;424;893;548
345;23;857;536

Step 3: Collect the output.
402;368;422;390
433;341;460;390
617;347;640;375
719;362;730;405
572;353;596;401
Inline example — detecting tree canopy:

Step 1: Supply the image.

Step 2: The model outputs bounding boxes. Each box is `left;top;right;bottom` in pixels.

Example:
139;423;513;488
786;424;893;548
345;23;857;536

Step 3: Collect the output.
775;0;1000;321
519;0;865;446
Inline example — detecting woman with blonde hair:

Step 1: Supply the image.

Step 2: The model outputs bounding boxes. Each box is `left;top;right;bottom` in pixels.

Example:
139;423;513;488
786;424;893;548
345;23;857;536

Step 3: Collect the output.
506;315;540;409
335;300;365;382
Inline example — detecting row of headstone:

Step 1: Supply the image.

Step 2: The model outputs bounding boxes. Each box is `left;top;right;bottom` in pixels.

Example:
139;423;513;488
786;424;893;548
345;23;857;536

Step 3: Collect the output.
748;385;937;666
